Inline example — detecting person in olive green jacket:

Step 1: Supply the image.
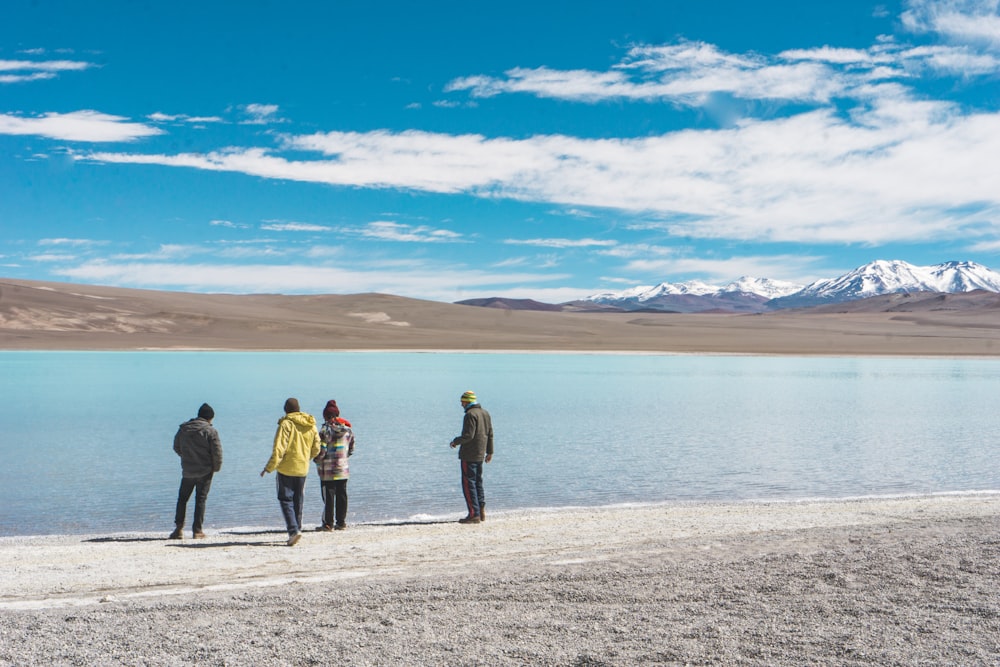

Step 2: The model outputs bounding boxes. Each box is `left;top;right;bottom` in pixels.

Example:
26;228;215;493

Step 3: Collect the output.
260;398;321;546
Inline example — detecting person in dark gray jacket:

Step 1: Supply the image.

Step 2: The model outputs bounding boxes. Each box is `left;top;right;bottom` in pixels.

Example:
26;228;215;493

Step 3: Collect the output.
449;390;494;524
170;403;223;539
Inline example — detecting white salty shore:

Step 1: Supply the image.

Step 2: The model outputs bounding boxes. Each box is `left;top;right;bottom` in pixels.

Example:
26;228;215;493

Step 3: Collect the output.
1;495;999;665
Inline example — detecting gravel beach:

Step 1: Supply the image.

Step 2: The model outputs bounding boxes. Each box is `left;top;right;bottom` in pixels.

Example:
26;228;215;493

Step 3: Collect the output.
1;495;998;665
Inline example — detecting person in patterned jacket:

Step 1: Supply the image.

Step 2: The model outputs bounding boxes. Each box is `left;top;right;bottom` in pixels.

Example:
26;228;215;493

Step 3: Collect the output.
314;399;355;531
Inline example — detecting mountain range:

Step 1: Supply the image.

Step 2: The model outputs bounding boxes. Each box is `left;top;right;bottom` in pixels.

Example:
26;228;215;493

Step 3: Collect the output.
457;260;1000;313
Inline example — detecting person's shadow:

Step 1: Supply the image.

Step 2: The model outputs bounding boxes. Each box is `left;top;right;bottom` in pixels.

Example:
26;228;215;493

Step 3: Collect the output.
85;529;288;548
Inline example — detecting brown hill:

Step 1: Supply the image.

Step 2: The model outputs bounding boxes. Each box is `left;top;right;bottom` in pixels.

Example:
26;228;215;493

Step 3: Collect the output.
3;278;1000;355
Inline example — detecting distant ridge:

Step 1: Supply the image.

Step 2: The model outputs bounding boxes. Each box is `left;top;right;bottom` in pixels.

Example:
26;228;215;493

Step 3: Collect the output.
455;297;564;312
457;260;1000;314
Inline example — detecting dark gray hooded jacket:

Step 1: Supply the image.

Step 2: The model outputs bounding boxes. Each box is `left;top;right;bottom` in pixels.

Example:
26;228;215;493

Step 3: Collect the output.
173;417;223;478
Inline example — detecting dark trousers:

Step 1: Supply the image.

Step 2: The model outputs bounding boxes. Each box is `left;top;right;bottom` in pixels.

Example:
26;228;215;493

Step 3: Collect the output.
276;473;307;537
174;473;213;533
320;479;348;528
461;461;485;517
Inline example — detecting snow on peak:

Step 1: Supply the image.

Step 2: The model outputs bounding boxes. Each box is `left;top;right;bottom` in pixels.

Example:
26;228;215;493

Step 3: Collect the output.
584;260;1000;309
587;276;803;301
720;276;804;299
798;260;1000;299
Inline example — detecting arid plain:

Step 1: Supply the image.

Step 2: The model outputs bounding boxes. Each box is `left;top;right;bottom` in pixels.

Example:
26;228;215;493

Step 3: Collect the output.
4;277;1000;355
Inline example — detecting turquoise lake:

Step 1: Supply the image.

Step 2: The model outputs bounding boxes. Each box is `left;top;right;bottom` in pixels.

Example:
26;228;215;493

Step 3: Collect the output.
2;351;999;536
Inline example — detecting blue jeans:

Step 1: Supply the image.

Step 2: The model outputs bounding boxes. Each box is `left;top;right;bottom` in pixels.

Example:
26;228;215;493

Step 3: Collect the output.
174;473;213;533
276;473;307;536
461;461;485;517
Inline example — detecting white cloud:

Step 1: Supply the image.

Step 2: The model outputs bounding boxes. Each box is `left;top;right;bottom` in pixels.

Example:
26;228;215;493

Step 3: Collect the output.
446;25;1000;108
83;97;1000;247
54;261;568;301
446;43;856;106
346;221;463;243
260;221;332;232
0;72;56;84
503;237;617;248
240;103;282;125
29;253;77;262
39;238;107;247
596;243;679;259
148;112;224;124
112;244;200;260
209;219;249;229
779;46;887;65
0;110;162;142
0;58;93;84
902;0;1000;48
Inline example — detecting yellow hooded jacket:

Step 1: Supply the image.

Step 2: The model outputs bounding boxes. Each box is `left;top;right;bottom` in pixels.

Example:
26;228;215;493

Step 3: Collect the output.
264;411;322;477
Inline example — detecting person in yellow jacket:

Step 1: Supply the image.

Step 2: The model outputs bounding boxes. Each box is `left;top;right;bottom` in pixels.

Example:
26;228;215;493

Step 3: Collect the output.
260;397;321;546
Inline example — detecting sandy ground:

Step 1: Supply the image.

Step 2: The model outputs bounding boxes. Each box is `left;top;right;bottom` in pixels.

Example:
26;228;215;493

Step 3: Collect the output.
6;277;1000;355
1;496;998;665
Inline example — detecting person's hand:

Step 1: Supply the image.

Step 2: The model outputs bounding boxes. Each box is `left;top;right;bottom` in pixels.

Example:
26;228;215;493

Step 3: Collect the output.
260;469;267;477
485;454;493;463
449;440;457;448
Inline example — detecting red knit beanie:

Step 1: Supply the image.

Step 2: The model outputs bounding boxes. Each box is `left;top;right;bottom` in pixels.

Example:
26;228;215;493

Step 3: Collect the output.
323;399;340;420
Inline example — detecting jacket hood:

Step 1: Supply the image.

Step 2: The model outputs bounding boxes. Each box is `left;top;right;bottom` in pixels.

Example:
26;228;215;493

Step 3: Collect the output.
178;417;212;434
281;411;317;429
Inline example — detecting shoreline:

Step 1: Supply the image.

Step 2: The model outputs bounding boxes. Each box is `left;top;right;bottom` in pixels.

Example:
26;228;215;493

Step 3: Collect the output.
4;489;999;541
2;494;998;664
7;347;1000;360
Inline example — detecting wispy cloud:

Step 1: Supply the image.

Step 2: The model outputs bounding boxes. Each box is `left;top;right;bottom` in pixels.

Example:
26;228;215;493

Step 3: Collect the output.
39;238;108;247
902;0;1000;48
84;99;1000;247
240;103;282;125
344;221;463;243
148;112;224;124
29;253;78;262
53;260;569;301
0;58;93;84
445;25;1000;107
260;221;332;232
504;237;617;248
209;219;250;229
0;110;162;142
112;244;201;260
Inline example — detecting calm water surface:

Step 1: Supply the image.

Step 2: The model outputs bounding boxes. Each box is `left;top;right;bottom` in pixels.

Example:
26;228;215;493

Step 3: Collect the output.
2;351;998;536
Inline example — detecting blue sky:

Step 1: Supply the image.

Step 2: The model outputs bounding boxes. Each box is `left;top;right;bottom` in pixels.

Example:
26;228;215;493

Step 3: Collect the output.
3;0;1000;303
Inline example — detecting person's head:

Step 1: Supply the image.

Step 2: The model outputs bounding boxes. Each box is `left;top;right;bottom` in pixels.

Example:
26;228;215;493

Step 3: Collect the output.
323;399;340;421
283;397;300;414
197;403;215;421
460;390;477;406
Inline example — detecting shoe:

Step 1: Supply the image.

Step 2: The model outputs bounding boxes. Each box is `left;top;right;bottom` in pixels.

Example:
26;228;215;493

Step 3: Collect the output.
193;531;206;539
316;525;333;532
287;532;302;547
334;524;347;531
458;515;481;524
168;528;183;540
479;507;485;522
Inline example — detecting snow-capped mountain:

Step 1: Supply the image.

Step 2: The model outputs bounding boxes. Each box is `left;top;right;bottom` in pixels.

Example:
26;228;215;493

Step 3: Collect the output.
588;276;803;303
769;260;1000;308
579;260;1000;313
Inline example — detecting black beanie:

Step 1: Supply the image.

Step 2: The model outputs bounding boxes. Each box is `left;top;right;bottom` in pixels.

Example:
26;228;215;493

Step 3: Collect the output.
198;403;215;420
